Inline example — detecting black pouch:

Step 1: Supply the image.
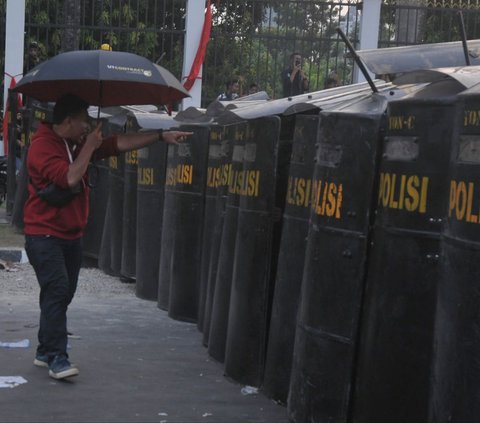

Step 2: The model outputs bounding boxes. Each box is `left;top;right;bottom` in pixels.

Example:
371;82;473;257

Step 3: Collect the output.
36;183;81;207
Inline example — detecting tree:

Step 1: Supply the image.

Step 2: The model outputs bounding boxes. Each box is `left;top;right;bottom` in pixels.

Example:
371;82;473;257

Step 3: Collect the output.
61;0;81;51
24;0;185;65
381;0;480;46
200;1;356;103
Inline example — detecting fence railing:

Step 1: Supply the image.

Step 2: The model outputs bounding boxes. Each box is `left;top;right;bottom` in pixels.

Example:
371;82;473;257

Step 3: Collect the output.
2;0;480;109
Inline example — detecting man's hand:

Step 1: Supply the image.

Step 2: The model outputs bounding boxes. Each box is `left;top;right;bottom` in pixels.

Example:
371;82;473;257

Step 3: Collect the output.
68;122;103;188
84;122;103;151
162;131;194;145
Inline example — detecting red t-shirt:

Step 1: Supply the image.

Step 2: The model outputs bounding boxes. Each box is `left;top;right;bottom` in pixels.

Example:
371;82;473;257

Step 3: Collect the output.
24;122;120;239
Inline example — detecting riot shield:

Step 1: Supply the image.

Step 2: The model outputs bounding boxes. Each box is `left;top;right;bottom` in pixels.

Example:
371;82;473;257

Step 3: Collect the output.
353;80;464;423
207;122;248;359
430;84;480;422
157;125;210;321
134;112;174;300
198;125;226;330
98;153;125;276
11;100;53;231
120;145;138;281
263;114;319;403
201;124;240;346
223;116;282;387
83;109;126;263
287;94;388;422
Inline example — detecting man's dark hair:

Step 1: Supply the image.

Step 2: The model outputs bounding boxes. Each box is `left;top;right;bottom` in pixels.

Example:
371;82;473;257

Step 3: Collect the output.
53;94;89;124
290;52;302;60
226;79;239;90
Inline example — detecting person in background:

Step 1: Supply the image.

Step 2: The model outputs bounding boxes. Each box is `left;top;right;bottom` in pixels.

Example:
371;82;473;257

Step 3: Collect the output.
248;83;259;95
324;71;340;89
282;52;309;97
24;93;193;380
217;79;240;101
24;41;41;74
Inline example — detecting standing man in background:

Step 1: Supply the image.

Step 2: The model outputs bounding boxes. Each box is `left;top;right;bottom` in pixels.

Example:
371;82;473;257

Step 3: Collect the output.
282;52;309;97
23;41;41;74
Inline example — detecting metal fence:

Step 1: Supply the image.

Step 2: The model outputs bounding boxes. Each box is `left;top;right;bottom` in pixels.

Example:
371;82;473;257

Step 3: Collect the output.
205;0;480;103
380;0;480;47
22;0;186;68
2;0;480;108
204;1;361;102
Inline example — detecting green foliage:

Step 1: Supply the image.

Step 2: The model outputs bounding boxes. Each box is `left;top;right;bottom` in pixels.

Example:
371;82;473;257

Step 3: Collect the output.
203;1;354;103
273;1;342;37
23;0;185;61
212;1;269;33
202;34;277;102
99;11;110;25
18;0;359;106
379;1;480;46
422;6;480;43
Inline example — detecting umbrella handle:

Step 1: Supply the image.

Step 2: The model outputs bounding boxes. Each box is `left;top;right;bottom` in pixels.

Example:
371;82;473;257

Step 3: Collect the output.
87;157;99;189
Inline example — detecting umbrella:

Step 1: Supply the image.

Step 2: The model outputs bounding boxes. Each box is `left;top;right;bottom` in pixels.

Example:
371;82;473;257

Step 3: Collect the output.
13;49;190;107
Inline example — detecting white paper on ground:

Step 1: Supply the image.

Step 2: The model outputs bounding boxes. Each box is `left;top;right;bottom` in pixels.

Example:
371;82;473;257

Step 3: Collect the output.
0;376;28;388
0;339;30;348
241;385;259;395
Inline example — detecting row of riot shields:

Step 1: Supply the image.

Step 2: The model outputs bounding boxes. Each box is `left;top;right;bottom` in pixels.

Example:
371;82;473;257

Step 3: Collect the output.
351;78;474;423
191;72;480;422
13;70;480;422
282;73;480;423
79;79;433;421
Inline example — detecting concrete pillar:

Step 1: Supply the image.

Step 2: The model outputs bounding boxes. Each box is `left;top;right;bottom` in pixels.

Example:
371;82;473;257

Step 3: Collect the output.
354;0;381;83
2;0;26;155
181;0;207;110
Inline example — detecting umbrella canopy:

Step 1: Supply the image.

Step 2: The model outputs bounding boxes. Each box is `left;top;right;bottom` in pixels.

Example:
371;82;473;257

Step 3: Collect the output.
13;49;190;107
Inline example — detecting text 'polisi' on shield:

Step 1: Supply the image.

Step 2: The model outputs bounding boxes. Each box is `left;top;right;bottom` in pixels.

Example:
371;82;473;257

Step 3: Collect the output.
449;180;480;224
377;172;429;213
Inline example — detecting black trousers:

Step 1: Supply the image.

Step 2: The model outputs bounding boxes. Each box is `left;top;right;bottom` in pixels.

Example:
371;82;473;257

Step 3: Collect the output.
25;235;82;361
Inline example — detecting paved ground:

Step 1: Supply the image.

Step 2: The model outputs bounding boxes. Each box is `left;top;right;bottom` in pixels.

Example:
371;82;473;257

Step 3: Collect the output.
0;204;289;423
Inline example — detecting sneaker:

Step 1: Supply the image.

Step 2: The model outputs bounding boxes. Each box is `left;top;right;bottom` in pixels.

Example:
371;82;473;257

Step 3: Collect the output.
48;355;79;380
33;353;49;368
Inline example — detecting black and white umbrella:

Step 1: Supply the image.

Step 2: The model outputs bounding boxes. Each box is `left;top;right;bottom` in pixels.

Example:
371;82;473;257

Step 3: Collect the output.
13;49;190;107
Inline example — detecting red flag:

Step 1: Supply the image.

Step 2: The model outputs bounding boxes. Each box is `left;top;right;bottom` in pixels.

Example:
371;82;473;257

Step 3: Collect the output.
183;0;212;91
3;75;23;156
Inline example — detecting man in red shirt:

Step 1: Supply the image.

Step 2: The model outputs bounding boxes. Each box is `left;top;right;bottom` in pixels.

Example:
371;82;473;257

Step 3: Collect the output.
24;93;191;380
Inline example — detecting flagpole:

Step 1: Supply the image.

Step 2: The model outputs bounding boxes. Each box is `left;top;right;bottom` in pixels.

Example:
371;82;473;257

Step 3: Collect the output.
2;0;25;155
354;0;381;84
181;0;207;110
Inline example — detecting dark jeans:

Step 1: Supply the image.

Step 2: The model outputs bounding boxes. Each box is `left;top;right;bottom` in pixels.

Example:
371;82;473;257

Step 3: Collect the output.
25;235;82;361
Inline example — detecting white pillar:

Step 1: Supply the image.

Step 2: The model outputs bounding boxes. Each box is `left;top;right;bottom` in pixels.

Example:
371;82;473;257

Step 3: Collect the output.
2;0;26;155
181;0;207;110
354;0;381;83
